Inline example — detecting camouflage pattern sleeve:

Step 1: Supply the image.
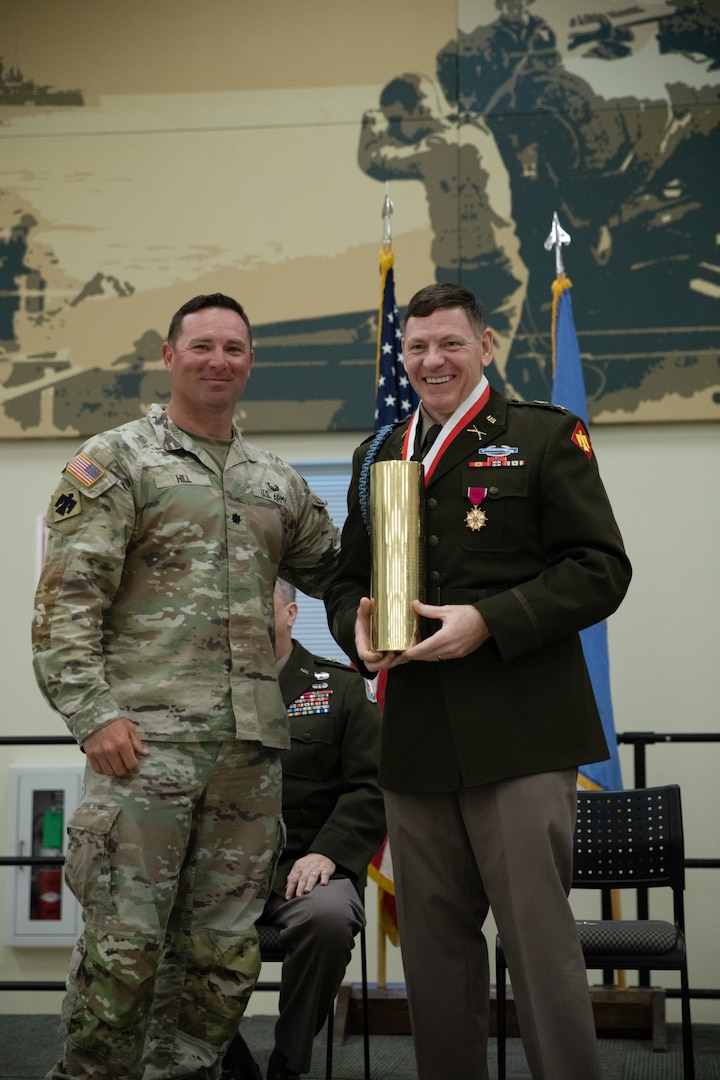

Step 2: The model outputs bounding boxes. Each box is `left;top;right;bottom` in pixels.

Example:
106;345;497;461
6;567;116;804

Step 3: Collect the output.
32;407;341;751
32;440;136;745
274;457;341;598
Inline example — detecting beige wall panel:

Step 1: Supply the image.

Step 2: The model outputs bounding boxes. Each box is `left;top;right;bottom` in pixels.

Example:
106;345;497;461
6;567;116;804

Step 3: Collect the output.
0;0;458;94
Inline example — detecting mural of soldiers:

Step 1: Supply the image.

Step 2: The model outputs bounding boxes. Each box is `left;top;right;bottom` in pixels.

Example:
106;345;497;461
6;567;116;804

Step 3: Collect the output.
358;72;528;393
0;214;43;344
430;2;719;404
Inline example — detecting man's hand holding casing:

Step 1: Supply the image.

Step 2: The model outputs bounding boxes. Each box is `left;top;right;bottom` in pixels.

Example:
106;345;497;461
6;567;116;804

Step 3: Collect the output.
354;596;404;671
402;600;491;663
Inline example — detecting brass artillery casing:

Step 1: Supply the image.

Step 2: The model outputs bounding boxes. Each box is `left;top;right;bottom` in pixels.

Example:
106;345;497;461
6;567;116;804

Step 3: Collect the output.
370;459;425;651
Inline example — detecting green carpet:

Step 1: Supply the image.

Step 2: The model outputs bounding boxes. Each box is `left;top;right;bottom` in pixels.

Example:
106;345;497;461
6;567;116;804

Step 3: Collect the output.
1;1014;718;1079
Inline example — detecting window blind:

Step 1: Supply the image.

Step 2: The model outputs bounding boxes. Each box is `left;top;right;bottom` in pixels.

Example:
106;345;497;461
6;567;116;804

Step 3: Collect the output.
288;463;351;664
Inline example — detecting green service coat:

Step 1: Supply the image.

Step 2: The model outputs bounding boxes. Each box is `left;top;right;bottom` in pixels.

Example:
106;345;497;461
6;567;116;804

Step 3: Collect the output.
326;388;632;792
273;640;386;896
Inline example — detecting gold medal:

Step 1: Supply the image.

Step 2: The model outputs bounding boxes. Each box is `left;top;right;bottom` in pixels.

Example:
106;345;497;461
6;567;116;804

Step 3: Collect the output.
465;486;488;531
465;506;488;531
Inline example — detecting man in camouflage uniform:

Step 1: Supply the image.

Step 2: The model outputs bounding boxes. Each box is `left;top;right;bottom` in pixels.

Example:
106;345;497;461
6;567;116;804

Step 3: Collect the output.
32;293;340;1080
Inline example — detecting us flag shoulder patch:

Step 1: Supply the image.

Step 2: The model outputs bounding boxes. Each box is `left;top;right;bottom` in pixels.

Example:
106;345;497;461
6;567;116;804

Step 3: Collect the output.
571;422;593;460
66;453;105;487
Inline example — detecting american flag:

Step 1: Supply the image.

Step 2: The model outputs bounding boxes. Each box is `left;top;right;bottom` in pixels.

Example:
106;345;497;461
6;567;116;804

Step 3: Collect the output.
368;669;400;953
374;250;418;430
66;453;104;487
369;836;400;947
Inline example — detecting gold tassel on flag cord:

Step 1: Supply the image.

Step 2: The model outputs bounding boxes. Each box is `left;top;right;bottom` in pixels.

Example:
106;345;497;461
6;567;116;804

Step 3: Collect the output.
550;271;572;382
375;247;394;387
376;182;395;388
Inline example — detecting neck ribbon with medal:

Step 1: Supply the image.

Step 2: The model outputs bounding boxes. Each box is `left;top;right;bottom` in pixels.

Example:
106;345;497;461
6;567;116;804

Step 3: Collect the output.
401;377;492;531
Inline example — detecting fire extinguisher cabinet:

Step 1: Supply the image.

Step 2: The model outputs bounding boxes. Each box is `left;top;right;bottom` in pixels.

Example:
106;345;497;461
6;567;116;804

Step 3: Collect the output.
6;765;84;947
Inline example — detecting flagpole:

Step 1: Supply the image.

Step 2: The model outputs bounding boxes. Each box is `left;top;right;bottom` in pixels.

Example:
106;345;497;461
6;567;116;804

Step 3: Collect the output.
376;188;391;989
374;186;419;433
377;888;387;989
544;211;573;382
372;184;417;985
545;213;626;989
376;186;395;395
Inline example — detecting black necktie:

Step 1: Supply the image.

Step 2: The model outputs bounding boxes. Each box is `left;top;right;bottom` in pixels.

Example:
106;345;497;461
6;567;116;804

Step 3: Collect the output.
420;423;442;458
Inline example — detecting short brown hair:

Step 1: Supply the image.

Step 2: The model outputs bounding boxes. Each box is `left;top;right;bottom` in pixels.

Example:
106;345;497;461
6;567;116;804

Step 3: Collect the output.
404;283;486;336
166;293;252;348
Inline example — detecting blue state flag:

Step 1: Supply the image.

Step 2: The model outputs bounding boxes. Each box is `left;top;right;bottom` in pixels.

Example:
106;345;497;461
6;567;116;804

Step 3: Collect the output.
375;249;418;430
551;274;623;792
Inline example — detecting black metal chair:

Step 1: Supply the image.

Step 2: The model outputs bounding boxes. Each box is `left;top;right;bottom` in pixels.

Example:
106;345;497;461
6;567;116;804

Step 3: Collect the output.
253;917;371;1080
496;785;694;1080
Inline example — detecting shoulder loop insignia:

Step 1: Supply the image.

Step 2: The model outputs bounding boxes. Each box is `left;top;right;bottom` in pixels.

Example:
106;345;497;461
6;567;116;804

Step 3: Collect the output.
571;421;593;459
315;655;352;672
509;399;567;413
65;453;105;488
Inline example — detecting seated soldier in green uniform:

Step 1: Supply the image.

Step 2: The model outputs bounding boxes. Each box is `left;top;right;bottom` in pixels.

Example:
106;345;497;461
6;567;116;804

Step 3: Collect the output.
221;580;386;1080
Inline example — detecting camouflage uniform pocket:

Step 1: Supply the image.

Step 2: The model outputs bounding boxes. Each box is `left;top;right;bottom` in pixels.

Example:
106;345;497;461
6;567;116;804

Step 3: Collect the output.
65;802;121;918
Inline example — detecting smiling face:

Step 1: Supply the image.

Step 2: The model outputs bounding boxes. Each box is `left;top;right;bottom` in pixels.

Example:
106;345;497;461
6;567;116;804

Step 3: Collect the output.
403;306;494;424
161;306;254;435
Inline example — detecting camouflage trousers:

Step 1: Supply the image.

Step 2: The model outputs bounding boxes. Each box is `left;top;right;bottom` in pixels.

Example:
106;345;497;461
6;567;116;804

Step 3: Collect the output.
47;740;283;1080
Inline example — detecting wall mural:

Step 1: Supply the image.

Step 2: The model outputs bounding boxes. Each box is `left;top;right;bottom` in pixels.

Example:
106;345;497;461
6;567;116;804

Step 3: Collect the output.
0;0;717;438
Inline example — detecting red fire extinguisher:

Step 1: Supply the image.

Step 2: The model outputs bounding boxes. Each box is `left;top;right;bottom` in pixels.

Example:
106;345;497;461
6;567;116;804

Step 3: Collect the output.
37;867;62;920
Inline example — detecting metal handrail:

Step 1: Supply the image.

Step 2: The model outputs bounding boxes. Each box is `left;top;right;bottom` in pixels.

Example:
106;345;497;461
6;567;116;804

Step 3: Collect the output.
1;731;717;998
616;730;720;999
617;731;720;871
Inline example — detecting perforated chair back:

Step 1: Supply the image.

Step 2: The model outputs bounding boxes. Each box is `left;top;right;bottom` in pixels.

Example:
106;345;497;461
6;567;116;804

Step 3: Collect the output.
573;785;685;893
572;785;690;978
495;785;695;1080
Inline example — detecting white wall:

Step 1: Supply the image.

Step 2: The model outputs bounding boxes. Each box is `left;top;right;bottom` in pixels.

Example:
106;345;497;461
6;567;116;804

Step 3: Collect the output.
1;421;719;1020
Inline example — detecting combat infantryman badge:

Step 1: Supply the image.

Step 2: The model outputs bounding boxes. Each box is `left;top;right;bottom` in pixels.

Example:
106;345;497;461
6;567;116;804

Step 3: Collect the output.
465;487;488;531
469;445;524;467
